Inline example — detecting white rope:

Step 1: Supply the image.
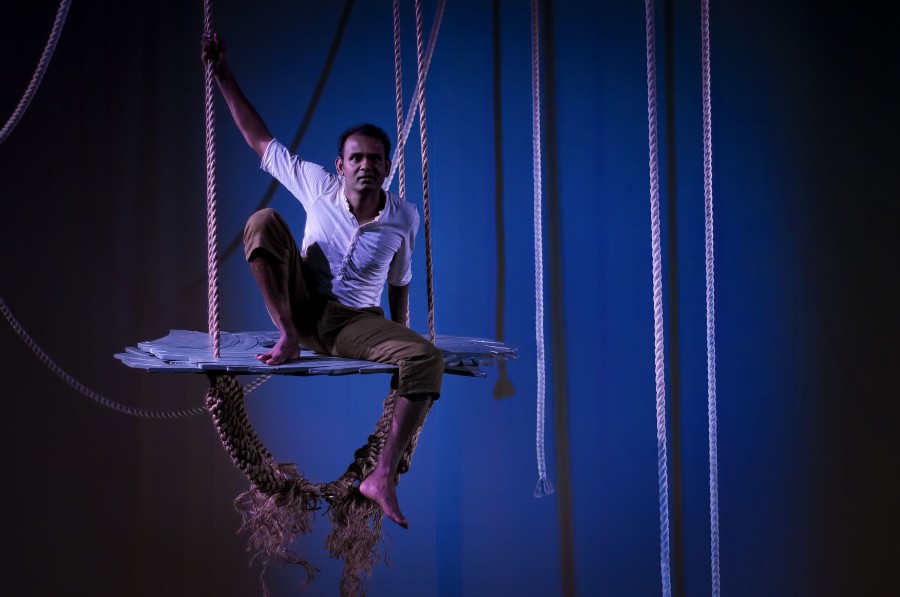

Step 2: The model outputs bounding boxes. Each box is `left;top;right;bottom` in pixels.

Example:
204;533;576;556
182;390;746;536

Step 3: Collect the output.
645;0;672;595
392;0;407;200
701;0;721;593
530;0;553;498
383;0;447;192
0;0;72;144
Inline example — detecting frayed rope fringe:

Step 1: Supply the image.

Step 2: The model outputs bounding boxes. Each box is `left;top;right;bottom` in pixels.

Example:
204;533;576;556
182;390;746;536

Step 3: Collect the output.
207;375;424;597
234;465;321;582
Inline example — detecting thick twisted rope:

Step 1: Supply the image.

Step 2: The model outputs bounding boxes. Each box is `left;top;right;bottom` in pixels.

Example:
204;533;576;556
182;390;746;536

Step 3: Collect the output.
0;0;72;145
645;1;672;596
392;0;412;330
530;0;553;498
209;374;425;596
392;0;407;200
207;375;282;494
701;0;721;594
414;0;436;344
203;0;221;358
1;296;208;419
383;0;446;192
206;375;321;582
325;390;400;597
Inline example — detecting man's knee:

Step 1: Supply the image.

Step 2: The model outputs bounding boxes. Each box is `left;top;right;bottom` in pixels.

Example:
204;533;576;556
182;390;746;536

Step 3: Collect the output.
398;341;444;398
244;208;290;262
402;338;443;370
244;207;284;239
421;342;445;375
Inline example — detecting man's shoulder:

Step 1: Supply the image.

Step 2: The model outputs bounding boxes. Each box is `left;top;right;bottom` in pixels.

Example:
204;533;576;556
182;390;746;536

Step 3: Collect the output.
386;192;420;229
265;139;338;184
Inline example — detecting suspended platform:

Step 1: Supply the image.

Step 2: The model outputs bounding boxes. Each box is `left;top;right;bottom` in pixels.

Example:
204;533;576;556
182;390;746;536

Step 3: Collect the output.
116;330;516;377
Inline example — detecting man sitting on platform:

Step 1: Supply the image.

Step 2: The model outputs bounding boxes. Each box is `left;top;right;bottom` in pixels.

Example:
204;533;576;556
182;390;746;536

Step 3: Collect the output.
202;33;442;529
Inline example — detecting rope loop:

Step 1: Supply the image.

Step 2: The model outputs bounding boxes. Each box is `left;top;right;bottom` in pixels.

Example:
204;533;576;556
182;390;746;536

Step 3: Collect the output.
1;296;207;419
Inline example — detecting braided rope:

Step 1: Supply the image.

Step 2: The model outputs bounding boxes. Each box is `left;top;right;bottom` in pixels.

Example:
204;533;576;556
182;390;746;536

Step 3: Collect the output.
701;0;721;593
325;390;402;596
393;0;407;200
414;0;436;344
203;0;221;358
207;375;281;493
383;0;446;192
0;0;72;145
204;289;422;594
209;374;424;596
530;0;553;498
392;0;413;330
206;375;320;581
1;296;207;419
644;1;672;596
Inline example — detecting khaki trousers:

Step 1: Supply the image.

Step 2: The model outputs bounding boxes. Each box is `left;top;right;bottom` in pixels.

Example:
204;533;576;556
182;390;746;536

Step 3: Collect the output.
243;208;443;398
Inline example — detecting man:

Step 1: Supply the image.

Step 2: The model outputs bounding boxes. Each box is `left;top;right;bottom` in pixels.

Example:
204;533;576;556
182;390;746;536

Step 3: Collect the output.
202;33;443;529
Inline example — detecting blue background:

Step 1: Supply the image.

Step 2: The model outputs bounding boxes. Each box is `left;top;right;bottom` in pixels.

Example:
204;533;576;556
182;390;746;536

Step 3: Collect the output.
1;1;897;596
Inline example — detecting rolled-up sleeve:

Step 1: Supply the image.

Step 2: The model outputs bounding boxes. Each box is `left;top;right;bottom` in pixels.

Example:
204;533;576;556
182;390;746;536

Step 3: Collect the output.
260;139;336;211
387;207;418;286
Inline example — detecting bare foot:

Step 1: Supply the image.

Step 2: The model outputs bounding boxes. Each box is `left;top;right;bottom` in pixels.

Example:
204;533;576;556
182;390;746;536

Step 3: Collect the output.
256;333;301;365
360;474;408;529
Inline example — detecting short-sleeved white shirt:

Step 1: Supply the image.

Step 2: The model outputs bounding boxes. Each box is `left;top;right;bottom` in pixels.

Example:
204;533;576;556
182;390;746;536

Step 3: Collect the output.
261;138;419;309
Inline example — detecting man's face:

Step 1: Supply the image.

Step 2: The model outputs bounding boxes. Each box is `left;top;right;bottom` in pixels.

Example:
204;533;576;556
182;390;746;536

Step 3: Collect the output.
336;133;390;195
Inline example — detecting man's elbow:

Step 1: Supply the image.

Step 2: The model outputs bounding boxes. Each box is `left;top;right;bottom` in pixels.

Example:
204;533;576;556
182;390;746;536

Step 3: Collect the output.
250;133;273;159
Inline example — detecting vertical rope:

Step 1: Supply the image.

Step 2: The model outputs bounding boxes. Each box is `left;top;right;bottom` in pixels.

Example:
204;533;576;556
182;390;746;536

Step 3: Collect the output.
414;0;436;344
392;0;412;330
0;0;72;145
203;0;221;358
701;0;721;594
491;0;515;400
383;0;446;192
530;0;553;498
645;0;672;595
392;0;407;200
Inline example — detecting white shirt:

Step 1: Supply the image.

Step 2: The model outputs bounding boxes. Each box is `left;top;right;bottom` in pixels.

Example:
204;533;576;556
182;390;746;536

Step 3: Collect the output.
261;138;419;308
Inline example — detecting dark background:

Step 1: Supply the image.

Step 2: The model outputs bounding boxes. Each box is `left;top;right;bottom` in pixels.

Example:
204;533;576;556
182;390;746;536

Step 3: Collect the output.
1;0;897;595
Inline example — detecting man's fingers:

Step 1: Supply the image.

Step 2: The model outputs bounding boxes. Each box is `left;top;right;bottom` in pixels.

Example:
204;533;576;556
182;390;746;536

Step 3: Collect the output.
200;33;222;64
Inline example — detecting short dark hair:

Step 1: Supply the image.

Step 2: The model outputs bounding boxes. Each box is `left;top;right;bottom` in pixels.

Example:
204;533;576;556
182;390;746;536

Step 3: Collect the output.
338;123;392;162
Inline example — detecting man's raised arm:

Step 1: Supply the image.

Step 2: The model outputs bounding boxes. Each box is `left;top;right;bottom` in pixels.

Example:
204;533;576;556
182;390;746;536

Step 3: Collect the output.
202;33;273;158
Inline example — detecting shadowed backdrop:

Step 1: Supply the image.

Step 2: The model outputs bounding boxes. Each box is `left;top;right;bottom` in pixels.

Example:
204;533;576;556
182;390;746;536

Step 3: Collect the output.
1;0;897;595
